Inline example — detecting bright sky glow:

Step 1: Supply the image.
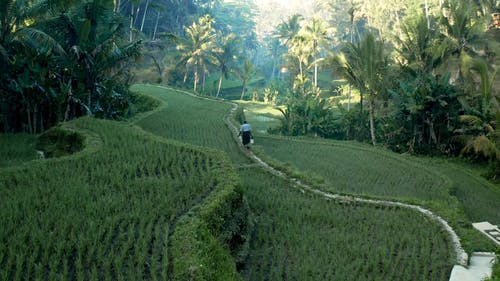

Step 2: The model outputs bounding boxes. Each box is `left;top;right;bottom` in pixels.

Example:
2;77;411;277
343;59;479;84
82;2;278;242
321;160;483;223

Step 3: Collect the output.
251;0;315;38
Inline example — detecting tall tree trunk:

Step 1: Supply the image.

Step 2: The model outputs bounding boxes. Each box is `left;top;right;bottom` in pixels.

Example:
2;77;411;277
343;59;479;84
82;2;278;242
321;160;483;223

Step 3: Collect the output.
202;70;206;94
424;0;430;29
129;3;134;42
113;0;121;14
134;5;141;27
152;11;160;40
183;66;188;84
348;9;354;112
27;107;32;134
193;65;198;92
64;81;73;122
216;73;223;97
240;80;247;100
313;41;318;87
359;91;364;113
140;0;149;32
369;94;376;145
88;90;92;115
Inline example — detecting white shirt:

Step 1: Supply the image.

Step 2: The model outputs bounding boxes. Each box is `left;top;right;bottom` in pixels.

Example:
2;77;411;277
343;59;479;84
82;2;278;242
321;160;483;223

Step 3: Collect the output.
240;123;251;132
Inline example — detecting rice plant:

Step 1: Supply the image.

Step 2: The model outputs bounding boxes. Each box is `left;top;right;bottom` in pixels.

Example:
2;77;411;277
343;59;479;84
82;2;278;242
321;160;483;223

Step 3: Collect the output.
132;84;250;165
0;117;233;280
239;167;455;281
0;133;37;167
254;135;452;202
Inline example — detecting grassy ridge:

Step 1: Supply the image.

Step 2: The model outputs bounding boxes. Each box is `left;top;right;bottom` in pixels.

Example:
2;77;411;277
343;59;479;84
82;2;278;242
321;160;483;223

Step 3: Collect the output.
131;85;456;280
414;158;500;226
254;135;452;202
0;133;37;167
132;84;249;164
251;134;500;227
239;167;454;281
0;84;469;281
0;117;238;280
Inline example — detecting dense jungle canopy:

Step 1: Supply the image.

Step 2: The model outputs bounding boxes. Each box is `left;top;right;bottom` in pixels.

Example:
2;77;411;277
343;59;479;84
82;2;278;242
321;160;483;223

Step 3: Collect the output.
1;0;499;176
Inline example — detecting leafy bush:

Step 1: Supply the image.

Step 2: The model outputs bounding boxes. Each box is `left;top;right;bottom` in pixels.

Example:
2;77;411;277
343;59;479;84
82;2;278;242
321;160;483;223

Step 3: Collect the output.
35;126;85;158
128;91;162;115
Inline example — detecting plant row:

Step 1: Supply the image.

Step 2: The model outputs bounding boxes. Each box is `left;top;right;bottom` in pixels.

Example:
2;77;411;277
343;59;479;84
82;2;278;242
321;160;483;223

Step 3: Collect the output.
0;116;247;280
238;167;455;281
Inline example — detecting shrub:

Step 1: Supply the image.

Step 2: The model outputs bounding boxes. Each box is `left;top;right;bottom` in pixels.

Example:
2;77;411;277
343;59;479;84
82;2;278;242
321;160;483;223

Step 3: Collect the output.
35;126;85;158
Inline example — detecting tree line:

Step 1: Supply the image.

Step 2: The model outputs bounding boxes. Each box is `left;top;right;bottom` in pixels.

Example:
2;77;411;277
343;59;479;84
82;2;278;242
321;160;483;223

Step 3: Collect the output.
0;0;238;134
259;0;499;179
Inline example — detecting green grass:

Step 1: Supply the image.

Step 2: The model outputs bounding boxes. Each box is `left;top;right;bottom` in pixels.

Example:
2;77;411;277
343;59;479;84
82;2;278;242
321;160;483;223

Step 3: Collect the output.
1;83;489;280
235;101;282;134
254;135;453;203
0;133;37;167
131;84;250;165
132;85;457;280
239;167;454;281
250;133;500;226
0;117;235;280
410;157;500;226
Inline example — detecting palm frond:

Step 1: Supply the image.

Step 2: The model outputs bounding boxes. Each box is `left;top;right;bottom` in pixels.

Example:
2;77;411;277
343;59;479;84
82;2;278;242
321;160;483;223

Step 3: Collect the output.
14;27;65;55
459;114;484;127
461;135;497;159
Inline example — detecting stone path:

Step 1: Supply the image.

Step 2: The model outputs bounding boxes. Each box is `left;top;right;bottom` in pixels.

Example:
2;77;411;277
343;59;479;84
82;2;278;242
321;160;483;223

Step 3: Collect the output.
449;253;496;281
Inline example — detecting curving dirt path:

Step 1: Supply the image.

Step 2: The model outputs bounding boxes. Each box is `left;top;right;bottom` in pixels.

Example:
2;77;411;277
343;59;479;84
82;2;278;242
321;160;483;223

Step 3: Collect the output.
164;86;468;267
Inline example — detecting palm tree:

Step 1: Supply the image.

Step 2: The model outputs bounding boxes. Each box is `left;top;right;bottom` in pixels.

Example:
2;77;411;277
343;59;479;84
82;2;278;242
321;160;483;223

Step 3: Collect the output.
288;34;313;81
236;59;255;100
274;14;304;85
177;15;217;93
45;0;141;120
0;0;66;133
437;0;490;85
303;16;330;87
396;14;441;75
335;32;388;145
214;33;240;97
274;14;303;46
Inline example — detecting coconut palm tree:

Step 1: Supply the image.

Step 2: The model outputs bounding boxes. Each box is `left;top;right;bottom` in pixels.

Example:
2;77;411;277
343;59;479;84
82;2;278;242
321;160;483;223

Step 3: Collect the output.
236;59;255;100
302;16;330;87
335;32;388;145
437;0;490;85
177;15;217;93
274;14;303;46
214;33;240;97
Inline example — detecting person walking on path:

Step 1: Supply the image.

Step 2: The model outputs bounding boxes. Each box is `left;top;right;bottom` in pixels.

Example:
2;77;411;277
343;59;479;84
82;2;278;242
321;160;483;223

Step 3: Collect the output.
239;120;253;149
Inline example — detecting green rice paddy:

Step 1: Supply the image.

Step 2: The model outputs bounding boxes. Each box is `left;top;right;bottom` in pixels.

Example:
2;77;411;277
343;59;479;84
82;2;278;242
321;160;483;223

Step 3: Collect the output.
1;84;497;280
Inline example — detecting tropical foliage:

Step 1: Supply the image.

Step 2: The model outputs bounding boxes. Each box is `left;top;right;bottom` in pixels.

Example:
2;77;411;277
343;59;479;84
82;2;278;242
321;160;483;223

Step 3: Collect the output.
265;0;500;179
0;0;142;134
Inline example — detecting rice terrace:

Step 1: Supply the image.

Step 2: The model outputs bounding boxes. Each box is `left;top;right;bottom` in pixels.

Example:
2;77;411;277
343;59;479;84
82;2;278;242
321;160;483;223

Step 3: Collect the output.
1;0;500;280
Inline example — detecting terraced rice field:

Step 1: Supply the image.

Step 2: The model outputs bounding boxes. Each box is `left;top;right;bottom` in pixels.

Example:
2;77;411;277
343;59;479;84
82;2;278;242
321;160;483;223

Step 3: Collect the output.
0;117;235;280
0;84;470;280
132;85;457;281
239;167;454;281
